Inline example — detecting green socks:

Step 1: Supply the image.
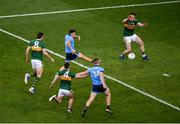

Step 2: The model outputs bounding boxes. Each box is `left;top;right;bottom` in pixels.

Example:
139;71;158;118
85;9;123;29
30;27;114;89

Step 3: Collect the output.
32;77;40;88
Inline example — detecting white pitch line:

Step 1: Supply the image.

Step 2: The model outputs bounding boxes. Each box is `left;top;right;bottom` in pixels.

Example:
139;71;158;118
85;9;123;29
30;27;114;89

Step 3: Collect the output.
0;0;180;19
0;28;180;112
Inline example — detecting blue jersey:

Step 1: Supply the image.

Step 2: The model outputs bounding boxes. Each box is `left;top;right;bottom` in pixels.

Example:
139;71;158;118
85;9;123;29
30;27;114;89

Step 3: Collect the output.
65;34;75;53
88;66;105;85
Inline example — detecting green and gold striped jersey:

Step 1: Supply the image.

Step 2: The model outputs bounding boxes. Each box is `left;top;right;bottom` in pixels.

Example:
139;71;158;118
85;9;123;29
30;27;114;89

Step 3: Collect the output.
57;69;76;90
123;20;138;36
29;40;46;61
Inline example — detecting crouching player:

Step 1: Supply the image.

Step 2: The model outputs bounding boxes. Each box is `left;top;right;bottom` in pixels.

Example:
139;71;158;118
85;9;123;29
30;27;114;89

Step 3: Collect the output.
76;58;112;117
49;62;84;113
25;32;54;94
120;12;150;60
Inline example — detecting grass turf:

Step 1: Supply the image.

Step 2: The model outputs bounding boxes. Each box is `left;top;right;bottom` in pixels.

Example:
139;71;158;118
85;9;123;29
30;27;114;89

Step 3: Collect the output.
0;0;180;122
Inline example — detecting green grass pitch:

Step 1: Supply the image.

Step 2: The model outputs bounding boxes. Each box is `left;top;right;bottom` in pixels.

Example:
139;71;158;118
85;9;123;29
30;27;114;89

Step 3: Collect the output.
0;0;180;122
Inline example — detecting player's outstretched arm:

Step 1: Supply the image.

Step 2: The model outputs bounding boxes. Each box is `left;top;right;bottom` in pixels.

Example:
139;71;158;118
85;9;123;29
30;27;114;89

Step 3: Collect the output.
75;35;80;41
137;22;148;27
76;70;89;79
42;49;55;62
49;74;59;89
122;18;128;24
25;46;31;63
99;72;107;89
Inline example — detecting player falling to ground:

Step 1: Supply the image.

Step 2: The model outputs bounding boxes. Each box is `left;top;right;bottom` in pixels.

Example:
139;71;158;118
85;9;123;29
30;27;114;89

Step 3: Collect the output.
49;62;84;113
120;12;150;60
25;32;54;94
76;58;112;117
65;29;92;63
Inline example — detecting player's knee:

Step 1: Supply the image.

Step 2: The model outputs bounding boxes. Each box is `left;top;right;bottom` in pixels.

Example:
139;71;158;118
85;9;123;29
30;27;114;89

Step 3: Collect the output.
78;53;83;58
36;68;43;77
56;99;62;103
105;89;111;96
68;94;74;99
108;92;111;97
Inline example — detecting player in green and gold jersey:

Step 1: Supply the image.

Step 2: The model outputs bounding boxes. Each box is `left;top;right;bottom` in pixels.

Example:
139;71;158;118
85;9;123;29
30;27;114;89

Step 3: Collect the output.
120;13;150;60
25;32;54;94
49;62;83;113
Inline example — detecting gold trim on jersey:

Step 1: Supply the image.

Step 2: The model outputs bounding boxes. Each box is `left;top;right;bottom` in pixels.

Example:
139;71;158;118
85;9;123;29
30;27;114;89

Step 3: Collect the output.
124;24;136;29
31;46;42;52
60;76;72;81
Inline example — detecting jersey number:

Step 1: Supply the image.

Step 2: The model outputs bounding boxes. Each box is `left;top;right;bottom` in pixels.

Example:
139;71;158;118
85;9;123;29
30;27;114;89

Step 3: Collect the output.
34;41;39;48
63;71;69;77
93;71;100;78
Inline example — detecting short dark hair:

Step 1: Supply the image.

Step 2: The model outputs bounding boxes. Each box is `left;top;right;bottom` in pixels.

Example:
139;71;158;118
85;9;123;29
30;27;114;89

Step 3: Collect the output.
92;58;100;64
129;12;136;16
37;32;44;39
69;29;76;34
64;62;70;69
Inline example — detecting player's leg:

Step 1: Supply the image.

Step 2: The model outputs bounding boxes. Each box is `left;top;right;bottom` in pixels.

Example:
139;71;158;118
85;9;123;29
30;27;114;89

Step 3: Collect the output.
59;65;65;71
24;60;37;84
120;42;131;60
49;89;64;103
30;69;37;77
82;92;97;117
56;95;64;103
120;39;132;60
78;53;92;62
135;35;150;60
104;88;113;114
32;67;43;87
29;60;43;94
64;53;72;63
49;95;63;103
65;52;92;63
67;92;74;113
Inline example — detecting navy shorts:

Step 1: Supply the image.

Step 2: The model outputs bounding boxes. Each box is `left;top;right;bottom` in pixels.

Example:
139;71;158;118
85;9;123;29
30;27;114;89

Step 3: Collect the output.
65;52;80;62
92;84;107;93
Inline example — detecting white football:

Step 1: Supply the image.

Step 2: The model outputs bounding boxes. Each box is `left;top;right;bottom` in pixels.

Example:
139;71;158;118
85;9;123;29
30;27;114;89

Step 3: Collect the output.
128;53;136;60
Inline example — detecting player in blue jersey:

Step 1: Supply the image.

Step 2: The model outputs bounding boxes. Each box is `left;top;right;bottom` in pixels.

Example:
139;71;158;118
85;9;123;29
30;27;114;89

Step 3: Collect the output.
76;58;112;117
65;29;92;62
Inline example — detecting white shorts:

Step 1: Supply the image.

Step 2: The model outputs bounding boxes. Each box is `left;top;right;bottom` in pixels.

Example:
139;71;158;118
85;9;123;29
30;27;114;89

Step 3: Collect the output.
124;34;138;43
31;59;43;69
58;89;73;97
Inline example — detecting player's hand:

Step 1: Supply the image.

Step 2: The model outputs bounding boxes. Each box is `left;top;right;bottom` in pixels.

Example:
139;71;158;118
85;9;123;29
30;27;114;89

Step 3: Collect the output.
72;50;76;54
50;58;55;63
77;35;80;41
143;22;148;27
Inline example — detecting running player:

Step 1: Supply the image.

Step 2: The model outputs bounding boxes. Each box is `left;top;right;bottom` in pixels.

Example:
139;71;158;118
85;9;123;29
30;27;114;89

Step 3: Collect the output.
65;29;92;62
76;58;112;117
49;62;84;113
24;32;54;94
120;12;150;60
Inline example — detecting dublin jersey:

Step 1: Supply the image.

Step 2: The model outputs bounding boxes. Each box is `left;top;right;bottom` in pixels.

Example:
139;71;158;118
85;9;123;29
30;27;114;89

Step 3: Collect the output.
88;66;105;85
29;40;46;61
65;34;75;53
